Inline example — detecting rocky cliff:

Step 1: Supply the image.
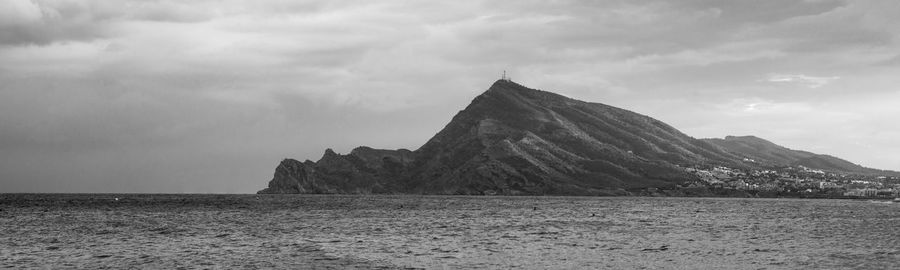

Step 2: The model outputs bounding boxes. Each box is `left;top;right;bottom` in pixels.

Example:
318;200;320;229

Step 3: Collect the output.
257;147;415;194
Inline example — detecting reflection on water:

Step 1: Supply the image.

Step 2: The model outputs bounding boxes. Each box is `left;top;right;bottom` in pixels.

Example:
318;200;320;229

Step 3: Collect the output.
1;194;898;269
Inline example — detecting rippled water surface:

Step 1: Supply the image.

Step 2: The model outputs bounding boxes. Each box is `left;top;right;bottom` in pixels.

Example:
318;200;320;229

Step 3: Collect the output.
1;194;898;269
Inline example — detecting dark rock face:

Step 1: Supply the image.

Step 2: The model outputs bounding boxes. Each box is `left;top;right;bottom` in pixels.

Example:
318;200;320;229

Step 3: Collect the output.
257;148;414;194
258;80;890;195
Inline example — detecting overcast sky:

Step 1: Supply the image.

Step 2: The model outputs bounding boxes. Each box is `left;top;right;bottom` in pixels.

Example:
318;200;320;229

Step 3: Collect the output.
2;0;898;193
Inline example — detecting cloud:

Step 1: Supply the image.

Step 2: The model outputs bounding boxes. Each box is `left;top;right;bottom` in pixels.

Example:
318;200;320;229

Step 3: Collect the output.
2;0;900;192
712;98;815;115
0;0;43;26
765;74;840;88
0;0;219;45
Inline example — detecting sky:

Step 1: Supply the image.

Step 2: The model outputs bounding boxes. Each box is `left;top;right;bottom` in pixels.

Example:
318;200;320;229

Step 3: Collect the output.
1;0;899;193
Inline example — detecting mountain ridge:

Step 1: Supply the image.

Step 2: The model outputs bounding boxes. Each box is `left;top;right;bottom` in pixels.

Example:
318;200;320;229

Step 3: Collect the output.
701;135;898;176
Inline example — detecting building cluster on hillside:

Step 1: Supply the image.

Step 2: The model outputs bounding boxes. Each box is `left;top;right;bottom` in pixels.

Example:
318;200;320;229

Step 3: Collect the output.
682;165;900;198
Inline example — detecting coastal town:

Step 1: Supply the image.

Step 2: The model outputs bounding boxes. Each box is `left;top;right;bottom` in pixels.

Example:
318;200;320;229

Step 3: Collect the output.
681;165;900;199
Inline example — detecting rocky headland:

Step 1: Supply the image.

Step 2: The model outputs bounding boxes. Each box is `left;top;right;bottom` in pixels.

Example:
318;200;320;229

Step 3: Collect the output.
259;80;898;196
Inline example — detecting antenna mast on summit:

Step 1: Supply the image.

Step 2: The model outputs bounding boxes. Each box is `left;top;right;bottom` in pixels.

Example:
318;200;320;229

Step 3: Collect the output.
501;70;511;82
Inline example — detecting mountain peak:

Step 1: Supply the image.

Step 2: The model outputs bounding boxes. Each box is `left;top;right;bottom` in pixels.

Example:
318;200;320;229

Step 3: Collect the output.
477;80;532;104
487;79;525;91
483;79;573;103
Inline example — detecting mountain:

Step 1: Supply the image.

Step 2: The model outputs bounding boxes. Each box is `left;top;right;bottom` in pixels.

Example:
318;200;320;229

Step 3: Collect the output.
702;135;898;176
258;80;893;195
394;80;745;195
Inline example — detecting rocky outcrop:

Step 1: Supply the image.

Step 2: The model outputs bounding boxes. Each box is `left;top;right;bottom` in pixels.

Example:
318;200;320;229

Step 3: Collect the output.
257;148;415;194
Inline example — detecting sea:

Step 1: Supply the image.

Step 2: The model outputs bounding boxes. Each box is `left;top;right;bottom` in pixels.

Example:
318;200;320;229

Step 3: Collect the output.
1;194;898;269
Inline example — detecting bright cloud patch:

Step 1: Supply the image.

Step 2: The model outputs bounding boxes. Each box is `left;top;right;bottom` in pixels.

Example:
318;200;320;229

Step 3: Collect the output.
766;74;839;88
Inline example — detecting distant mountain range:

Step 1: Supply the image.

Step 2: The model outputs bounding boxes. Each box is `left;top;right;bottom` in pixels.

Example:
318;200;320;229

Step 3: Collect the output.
701;135;897;176
258;80;897;195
